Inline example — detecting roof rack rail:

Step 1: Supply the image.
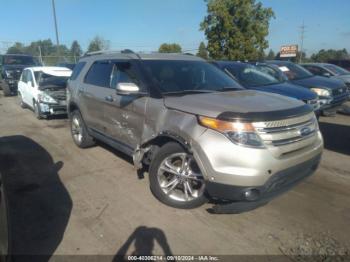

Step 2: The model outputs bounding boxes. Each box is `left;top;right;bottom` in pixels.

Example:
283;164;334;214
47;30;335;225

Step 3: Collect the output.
83;49;140;58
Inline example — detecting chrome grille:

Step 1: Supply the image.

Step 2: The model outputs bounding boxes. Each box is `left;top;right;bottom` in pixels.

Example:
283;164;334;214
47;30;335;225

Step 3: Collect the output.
332;86;348;96
253;112;317;151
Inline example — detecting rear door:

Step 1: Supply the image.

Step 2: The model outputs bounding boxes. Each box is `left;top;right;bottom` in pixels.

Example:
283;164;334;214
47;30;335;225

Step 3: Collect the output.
103;61;148;149
0;173;9;261
79;60;114;132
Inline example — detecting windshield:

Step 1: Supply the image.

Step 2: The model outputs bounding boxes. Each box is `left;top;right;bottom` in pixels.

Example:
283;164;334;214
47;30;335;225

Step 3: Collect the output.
324;64;350;76
34;72;69;89
225;65;281;87
277;63;313;80
142;60;243;94
3;55;37;66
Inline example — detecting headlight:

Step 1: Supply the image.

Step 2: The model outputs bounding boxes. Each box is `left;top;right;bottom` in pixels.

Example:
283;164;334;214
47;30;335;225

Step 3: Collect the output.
311;88;331;97
38;93;57;104
4;70;13;78
198;116;264;148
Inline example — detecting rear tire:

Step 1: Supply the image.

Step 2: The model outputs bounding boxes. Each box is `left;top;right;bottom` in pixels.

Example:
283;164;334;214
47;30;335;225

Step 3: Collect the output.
1;82;11;97
70;110;95;148
149;142;207;209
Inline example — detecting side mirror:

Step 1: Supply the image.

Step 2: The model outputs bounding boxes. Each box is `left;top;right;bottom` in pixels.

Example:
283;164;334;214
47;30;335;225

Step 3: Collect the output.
116;83;143;96
28;80;34;87
323;72;331;77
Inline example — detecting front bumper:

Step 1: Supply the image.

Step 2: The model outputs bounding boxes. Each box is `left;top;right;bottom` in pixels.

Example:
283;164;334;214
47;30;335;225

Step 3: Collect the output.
319;92;349;111
39;102;67;116
206;154;321;214
206;153;321;202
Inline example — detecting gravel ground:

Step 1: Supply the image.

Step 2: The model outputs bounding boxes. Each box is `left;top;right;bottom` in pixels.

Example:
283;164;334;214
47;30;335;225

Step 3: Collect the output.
0;94;349;260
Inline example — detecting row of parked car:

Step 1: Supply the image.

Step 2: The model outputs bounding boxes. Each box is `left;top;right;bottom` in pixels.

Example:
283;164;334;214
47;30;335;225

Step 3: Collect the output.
0;52;349;214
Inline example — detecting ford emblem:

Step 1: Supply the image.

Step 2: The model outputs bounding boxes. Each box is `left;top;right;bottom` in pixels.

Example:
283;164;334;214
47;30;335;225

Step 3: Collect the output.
299;126;312;137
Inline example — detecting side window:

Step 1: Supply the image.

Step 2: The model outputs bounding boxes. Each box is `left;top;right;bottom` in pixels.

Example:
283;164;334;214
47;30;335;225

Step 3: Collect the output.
110;62;140;89
21;70;28;82
304;66;323;76
70;62;86;80
27;71;34;85
84;61;114;88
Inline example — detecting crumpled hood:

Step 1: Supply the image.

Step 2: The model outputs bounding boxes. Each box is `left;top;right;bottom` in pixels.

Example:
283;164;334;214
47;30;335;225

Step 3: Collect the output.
249;82;317;100
292;75;345;90
164;90;304;118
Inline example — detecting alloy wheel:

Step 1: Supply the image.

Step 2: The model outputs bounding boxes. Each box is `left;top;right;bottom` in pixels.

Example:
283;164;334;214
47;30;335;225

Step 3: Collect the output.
157;153;205;202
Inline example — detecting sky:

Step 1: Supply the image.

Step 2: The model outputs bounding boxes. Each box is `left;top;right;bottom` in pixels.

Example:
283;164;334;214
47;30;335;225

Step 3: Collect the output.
1;0;350;55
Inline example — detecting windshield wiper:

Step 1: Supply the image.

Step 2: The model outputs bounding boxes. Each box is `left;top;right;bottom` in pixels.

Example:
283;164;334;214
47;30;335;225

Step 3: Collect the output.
163;90;215;96
216;87;243;92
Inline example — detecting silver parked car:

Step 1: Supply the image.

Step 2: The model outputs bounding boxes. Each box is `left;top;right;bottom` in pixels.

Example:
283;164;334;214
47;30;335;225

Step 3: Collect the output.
67;51;323;213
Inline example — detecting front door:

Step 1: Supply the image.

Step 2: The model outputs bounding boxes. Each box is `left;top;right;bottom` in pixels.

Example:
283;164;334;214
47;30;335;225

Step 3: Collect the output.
103;61;148;149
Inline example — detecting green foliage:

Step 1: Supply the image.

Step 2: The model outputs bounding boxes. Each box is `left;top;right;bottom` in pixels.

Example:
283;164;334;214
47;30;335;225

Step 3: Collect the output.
265;49;275;60
310;49;349;62
6;39;82;65
197;42;209;59
70;40;83;57
6;42;26;54
87;36;109;52
201;0;275;60
158;43;182;53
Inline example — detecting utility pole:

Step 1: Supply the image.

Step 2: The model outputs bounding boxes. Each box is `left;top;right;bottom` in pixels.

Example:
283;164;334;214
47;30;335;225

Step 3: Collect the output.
299;21;306;63
38;46;43;65
52;0;60;58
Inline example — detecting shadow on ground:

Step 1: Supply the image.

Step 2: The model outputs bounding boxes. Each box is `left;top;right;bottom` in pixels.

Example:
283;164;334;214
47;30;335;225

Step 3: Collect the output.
0;136;72;262
319;122;350;155
113;226;173;262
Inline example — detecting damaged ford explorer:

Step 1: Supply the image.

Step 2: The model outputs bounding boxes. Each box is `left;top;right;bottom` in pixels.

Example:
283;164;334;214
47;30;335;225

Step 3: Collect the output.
67;51;323;213
17;66;72;119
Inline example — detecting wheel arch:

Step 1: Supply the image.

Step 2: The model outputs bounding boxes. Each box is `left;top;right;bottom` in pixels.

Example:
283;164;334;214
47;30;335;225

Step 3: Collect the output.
134;131;193;169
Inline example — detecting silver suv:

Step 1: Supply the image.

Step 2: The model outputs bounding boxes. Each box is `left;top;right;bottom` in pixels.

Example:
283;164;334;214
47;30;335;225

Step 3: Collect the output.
67;51;323;213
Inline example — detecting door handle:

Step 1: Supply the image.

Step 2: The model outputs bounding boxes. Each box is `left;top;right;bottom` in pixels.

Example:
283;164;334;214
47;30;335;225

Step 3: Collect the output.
105;95;114;102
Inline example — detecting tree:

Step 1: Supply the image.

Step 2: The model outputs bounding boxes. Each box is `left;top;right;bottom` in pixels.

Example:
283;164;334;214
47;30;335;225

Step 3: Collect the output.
200;0;275;60
6;42;26;54
87;36;110;52
266;49;275;60
70;40;83;57
310;49;349;62
197;42;209;59
158;43;182;53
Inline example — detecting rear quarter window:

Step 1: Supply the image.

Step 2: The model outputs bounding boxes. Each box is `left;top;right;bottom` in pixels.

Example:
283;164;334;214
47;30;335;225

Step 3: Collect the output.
70;62;86;81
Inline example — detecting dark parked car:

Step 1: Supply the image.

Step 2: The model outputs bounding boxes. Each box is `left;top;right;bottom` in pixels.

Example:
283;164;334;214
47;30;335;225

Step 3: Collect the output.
328;59;350;71
56;62;76;70
256;61;349;116
214;61;320;114
0;54;39;96
301;63;350;91
0;172;9;262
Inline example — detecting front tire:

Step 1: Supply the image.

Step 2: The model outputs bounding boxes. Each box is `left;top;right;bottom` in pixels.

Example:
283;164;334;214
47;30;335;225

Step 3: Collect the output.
70;110;95;148
33;101;43;119
149;142;207;209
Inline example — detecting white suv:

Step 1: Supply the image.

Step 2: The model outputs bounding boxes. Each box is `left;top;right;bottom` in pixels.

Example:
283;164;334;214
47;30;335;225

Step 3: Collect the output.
17;66;72;119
